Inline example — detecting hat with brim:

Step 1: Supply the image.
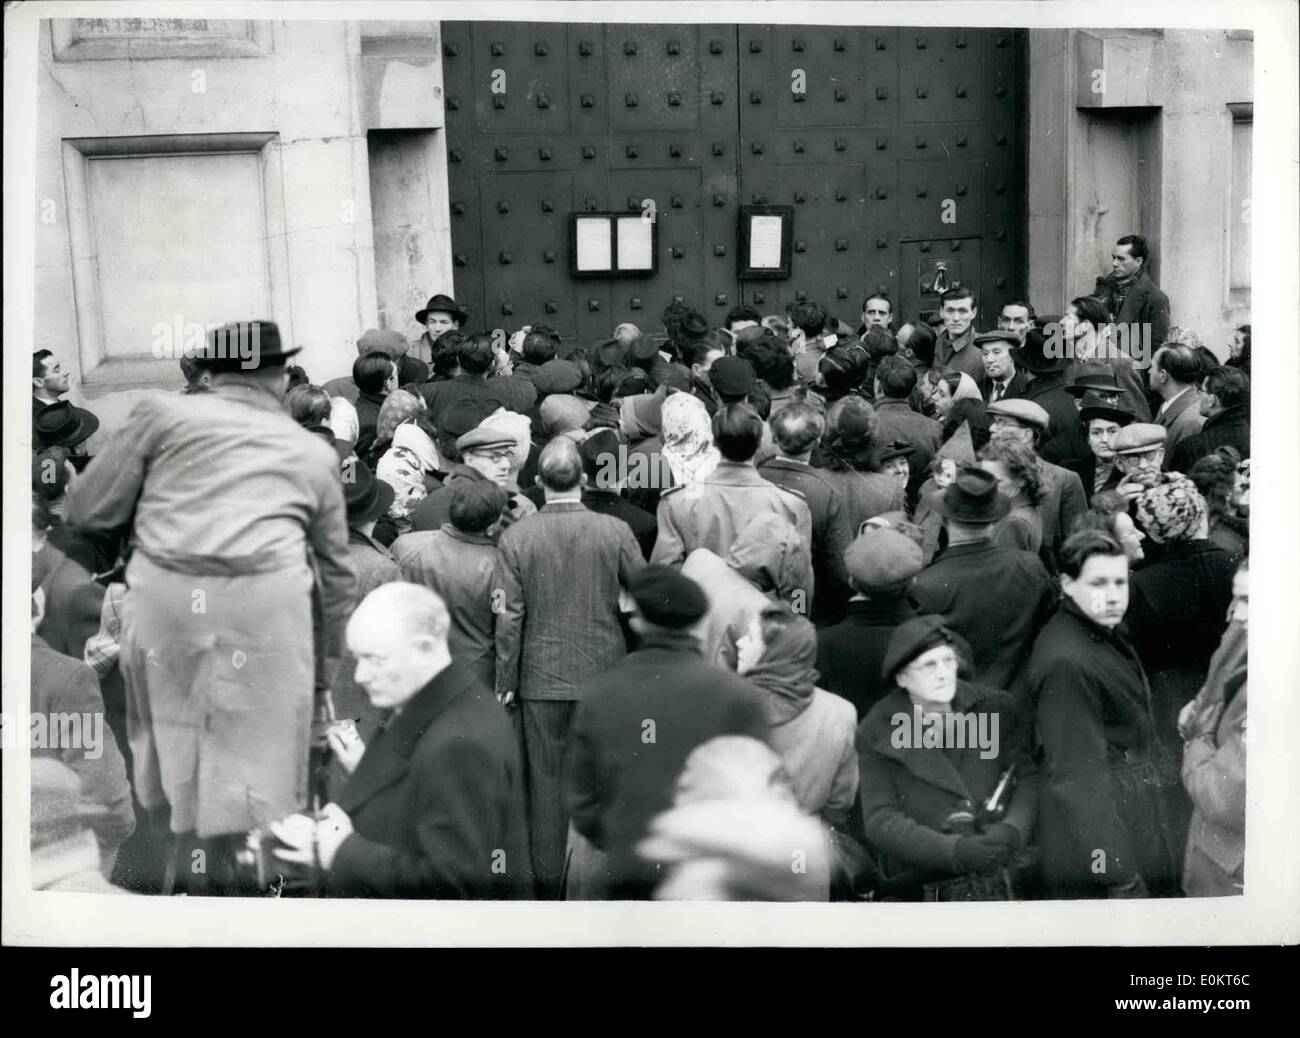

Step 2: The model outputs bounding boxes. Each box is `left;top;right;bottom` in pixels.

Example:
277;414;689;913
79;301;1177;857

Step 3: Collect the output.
190;320;301;373
876;440;915;466
1078;395;1136;428
630;334;662;361
1013;328;1069;375
34;400;99;450
415;293;468;326
342;459;395;527
882;615;961;685
1065;364;1124;398
1112;422;1167;456
456;426;518;455
986;397;1050;434
934;465;1012;524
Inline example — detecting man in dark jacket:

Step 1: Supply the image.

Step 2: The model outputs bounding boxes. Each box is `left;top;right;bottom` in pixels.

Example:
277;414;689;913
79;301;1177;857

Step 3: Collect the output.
564;566;770;898
1092;234;1171;351
910;467;1056;694
1016;328;1077;442
578;429;657;560
272;582;531;898
815;527;921;719
1169;366;1250;472
420;333;535;425
758;403;853;624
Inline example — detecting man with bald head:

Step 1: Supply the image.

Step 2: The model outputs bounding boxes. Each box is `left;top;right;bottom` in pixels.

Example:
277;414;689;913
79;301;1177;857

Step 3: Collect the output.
493;437;646;897
270;582;530;898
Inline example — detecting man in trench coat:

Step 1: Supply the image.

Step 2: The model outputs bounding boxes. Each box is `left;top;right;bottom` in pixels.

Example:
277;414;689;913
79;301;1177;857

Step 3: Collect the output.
65;321;354;892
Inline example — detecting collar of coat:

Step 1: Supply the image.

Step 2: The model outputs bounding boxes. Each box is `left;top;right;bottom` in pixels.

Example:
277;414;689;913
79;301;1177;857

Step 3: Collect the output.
844;595;917;625
863;683;996;800
439;523;495;547
1158;385;1199;422
540;498;586;513
336;660;475;811
1204;404;1249;429
209;381;292;415
708;460;766;484
347;527;392;556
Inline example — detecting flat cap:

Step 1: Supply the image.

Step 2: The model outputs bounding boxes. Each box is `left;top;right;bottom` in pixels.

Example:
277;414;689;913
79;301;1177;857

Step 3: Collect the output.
357;328;408;358
455;425;518;454
532;358;584;395
974;330;1020;348
710;355;757;397
1111;422;1167;455
844;527;923;592
986;397;1050;432
882;615;960;685
629;565;709;629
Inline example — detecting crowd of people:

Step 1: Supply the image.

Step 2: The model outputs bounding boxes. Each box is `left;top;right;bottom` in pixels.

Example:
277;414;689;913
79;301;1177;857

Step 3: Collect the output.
30;232;1251;903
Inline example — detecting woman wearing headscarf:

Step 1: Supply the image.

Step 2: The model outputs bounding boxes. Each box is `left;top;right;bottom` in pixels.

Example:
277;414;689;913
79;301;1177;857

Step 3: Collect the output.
618;384;671;514
930;371;982;425
1027;530;1182;898
1179;556;1248;897
363;389;428;469
856;615;1036;901
660;391;721;489
374;420;441;546
978;435;1045;554
637;735;832;901
1126;475;1236;768
734;602;858;829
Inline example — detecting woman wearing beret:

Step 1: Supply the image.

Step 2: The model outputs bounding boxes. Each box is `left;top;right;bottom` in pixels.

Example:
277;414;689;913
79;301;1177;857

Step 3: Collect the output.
1026;530;1183;898
855;615;1037;900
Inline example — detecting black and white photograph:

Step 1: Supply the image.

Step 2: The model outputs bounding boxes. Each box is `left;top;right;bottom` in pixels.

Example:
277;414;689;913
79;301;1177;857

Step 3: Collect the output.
3;0;1298;968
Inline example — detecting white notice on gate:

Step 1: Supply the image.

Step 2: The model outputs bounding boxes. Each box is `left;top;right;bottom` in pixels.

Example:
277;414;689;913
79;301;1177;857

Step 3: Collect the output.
617;217;653;270
749;214;784;268
575;216;612;272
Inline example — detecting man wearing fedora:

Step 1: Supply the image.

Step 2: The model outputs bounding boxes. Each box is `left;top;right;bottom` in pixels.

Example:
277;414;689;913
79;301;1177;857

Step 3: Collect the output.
1015;327;1078;441
33;400;99;465
65;319;356;893
1040;363;1132;464
909;466;1056;696
409;293;468;367
986;397;1089;568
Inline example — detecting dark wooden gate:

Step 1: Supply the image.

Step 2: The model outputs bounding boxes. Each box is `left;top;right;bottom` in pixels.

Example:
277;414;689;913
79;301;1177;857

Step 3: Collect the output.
442;22;1024;341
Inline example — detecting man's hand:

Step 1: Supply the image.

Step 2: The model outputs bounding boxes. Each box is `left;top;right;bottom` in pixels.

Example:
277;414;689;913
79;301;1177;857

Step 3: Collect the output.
270;805;353;872
326;722;366;775
497;689;517;708
312;803;353;871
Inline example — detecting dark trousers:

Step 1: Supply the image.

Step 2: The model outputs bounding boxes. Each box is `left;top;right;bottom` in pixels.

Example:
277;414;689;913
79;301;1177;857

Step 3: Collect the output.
517;699;577;900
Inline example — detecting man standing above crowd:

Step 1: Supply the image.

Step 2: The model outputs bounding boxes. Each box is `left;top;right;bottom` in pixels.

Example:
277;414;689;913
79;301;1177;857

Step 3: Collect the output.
409;293;466;367
1092;234;1171;351
493;438;645;898
65;320;355;894
934;286;985;381
33;349;73;413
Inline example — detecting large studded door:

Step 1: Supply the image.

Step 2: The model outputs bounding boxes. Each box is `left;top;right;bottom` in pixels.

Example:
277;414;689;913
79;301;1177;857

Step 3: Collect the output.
441;22;739;344
737;25;1022;324
442;23;1023;342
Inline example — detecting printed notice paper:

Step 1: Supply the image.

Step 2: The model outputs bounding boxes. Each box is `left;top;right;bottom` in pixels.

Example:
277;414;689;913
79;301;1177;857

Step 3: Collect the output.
575;216;612;272
748;214;784;269
617;217;654;270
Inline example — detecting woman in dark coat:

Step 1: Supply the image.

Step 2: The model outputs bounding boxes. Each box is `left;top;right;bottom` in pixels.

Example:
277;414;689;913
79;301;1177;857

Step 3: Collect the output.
1026;530;1183;899
856;615;1037;900
1062;397;1134;498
